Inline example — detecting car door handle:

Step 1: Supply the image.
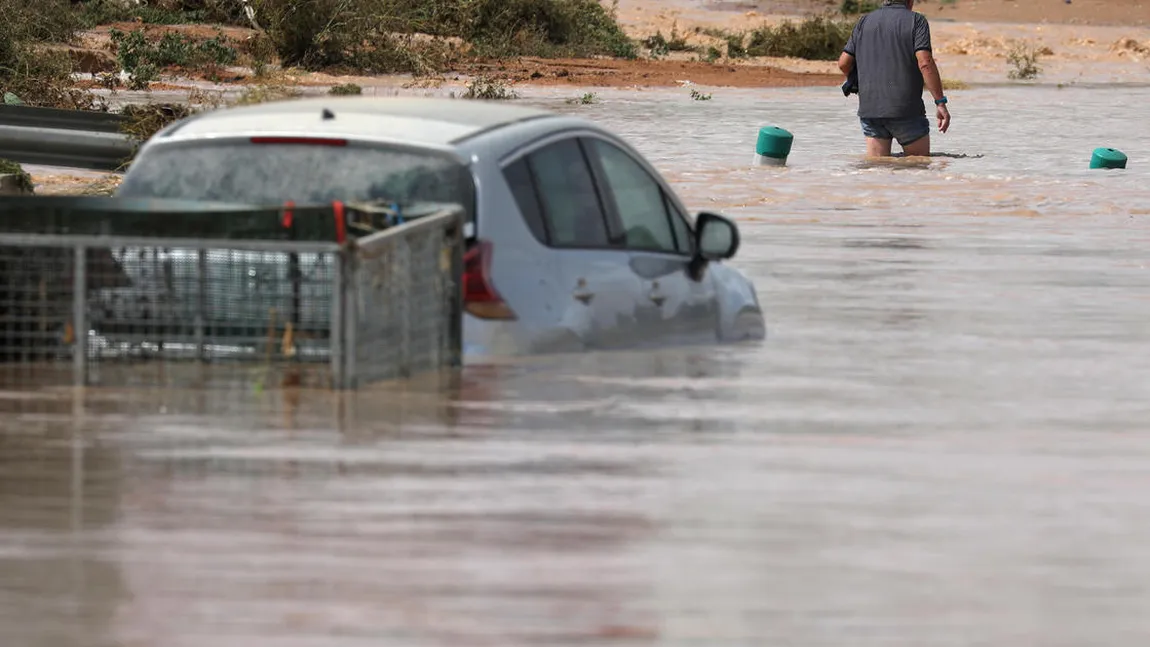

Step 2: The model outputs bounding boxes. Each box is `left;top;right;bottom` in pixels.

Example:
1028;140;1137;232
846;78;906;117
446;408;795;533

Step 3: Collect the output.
573;278;594;305
648;281;666;307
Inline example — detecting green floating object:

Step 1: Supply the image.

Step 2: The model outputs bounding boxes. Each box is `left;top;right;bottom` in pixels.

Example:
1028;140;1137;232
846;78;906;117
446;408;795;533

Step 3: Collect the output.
1090;147;1127;170
756;125;794;162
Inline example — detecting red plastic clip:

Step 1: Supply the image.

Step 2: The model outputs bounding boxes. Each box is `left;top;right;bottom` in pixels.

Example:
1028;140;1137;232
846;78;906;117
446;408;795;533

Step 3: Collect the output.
282;200;295;229
332;200;347;244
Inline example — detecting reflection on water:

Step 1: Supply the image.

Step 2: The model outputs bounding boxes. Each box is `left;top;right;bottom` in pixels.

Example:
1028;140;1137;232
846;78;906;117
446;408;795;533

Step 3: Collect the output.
3;86;1150;645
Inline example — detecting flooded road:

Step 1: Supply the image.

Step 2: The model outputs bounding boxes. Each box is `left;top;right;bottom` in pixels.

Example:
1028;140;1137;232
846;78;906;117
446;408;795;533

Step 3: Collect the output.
5;85;1150;646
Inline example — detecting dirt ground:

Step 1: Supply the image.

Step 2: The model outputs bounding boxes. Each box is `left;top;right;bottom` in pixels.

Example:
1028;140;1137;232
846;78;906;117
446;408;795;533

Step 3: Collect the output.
632;0;1150;27
458;57;841;88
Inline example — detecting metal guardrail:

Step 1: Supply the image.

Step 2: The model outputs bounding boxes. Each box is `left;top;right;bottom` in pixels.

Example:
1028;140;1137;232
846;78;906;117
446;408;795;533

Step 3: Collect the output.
0;105;135;171
0;105;127;133
0;206;465;389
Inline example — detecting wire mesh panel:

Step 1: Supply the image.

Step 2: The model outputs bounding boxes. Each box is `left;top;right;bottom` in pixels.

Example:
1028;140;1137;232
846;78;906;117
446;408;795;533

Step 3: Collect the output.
343;208;464;388
0;242;79;386
86;240;342;389
0;234;344;389
0;200;464;390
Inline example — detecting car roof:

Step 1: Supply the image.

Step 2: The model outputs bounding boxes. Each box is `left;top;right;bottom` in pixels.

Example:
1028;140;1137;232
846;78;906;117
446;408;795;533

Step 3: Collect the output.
161;97;558;148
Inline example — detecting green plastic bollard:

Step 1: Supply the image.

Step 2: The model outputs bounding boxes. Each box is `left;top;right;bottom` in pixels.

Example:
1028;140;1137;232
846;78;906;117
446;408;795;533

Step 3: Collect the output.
1090;147;1127;170
755;126;794;167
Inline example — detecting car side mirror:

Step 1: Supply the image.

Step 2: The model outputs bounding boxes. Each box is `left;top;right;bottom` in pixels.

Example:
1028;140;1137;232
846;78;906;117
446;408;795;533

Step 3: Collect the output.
695;212;740;261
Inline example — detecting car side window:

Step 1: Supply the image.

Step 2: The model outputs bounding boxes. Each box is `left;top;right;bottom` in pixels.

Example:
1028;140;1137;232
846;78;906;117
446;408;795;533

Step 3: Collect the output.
586;139;682;254
503;158;548;244
522;138;610;248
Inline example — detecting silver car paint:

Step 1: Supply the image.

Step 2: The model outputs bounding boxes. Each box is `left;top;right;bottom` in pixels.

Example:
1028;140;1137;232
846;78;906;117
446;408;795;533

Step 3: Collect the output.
118;104;765;358
456;118;746;356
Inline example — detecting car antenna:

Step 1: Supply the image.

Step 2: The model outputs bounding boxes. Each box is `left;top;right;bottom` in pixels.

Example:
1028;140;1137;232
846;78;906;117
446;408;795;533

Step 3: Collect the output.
322;108;335;120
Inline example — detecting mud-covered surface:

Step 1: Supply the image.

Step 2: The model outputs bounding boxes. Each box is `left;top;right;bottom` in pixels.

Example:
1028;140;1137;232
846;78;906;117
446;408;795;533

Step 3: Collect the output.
458;56;841;88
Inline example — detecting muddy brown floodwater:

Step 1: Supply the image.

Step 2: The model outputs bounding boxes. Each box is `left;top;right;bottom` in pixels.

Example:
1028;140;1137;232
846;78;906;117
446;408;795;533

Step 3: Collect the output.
5;84;1150;646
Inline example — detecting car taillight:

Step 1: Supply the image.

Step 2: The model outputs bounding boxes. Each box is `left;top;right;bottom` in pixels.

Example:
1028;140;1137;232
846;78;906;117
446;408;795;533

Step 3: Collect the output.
463;240;516;320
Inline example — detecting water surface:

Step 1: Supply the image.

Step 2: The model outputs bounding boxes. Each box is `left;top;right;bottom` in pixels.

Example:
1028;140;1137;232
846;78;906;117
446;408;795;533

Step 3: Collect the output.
4;86;1150;646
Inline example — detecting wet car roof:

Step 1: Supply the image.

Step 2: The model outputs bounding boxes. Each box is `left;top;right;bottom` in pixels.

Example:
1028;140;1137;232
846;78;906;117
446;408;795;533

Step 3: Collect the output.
161;97;558;148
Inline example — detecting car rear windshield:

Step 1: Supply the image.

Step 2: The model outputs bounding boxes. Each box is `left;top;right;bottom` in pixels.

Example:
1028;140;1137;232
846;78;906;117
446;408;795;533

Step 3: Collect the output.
117;141;475;220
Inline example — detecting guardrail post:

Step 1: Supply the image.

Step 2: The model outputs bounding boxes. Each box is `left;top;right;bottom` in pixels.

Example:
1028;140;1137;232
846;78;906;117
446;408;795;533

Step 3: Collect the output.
72;244;87;387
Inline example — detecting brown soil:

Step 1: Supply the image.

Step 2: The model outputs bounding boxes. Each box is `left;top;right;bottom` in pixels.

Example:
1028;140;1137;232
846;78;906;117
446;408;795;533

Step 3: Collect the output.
698;0;1150;26
903;0;1148;26
458;57;840;88
31;173;122;197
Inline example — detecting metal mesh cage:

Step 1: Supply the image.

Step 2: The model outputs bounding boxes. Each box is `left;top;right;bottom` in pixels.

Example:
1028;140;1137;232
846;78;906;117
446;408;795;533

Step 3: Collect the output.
0;199;465;390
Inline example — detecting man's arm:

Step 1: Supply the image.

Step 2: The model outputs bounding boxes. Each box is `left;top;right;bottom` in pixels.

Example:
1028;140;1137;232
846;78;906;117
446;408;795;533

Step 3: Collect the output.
916;50;944;102
913;14;950;133
840;17;861;78
838;52;855;77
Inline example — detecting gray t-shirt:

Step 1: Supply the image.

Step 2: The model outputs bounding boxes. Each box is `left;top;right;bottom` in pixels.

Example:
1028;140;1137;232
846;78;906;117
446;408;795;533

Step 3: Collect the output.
842;4;933;119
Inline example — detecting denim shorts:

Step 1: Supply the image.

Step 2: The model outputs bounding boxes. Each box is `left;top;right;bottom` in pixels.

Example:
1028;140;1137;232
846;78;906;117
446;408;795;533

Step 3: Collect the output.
859;115;930;146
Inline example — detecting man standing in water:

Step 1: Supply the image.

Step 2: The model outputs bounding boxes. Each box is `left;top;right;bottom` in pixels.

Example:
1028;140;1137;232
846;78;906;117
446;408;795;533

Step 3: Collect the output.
837;0;951;157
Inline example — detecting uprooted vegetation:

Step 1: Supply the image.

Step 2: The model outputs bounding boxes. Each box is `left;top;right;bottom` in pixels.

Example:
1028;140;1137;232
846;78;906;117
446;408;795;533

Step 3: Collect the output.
462;75;519;100
1007;42;1043;80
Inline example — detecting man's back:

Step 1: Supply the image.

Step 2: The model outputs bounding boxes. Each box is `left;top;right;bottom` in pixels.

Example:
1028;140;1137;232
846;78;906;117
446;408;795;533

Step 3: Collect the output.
843;3;933;119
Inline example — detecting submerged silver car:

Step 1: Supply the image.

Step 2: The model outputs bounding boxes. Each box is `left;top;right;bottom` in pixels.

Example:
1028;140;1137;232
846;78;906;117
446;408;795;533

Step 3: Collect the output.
113;96;765;358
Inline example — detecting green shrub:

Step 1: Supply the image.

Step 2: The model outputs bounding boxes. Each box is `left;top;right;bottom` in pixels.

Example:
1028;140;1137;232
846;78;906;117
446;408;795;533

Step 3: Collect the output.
0;159;35;194
329;82;363;95
726;34;747;59
0;0;98;109
466;0;637;59
74;0;255;28
6;0;80;44
251;0;636;73
643;22;694;58
745;15;853;61
110;28;239;88
76;0;198;27
840;0;879;14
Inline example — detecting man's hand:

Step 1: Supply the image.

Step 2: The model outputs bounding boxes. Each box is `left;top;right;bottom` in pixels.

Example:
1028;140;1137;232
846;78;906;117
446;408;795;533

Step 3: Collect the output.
936;103;951;133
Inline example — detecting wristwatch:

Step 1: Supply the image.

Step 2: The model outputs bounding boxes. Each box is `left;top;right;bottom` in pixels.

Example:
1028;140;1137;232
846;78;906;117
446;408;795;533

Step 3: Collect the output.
935;96;949;105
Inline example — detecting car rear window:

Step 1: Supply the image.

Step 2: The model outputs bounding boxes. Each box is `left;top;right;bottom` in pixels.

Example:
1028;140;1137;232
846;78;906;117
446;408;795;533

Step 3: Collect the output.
117;141;476;222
